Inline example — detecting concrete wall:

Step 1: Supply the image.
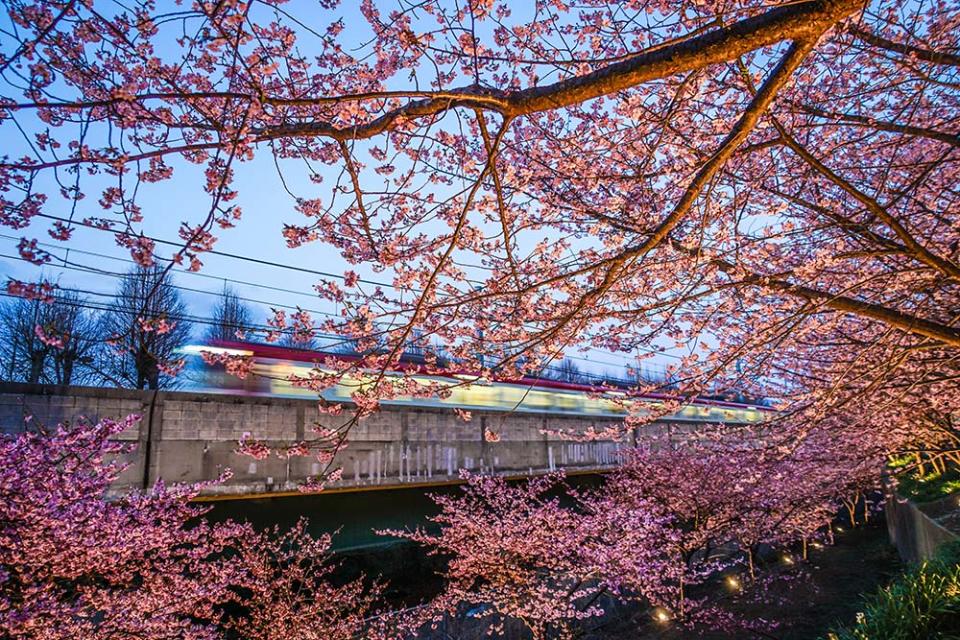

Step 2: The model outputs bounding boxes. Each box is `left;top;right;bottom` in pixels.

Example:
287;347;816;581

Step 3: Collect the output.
0;382;686;497
885;492;959;563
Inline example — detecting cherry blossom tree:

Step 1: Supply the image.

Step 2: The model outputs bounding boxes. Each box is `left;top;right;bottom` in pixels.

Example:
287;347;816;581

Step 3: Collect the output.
385;472;606;640
223;520;380;640
0;0;956;457
393;434;888;635
2;0;954;480
0;414;238;639
0;415;384;640
594;442;746;619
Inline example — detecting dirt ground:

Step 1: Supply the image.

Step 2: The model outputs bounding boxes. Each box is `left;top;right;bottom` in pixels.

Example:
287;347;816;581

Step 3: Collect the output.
591;521;901;640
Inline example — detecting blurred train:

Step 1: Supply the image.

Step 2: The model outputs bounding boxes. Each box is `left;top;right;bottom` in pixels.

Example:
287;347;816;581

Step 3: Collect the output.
180;341;771;425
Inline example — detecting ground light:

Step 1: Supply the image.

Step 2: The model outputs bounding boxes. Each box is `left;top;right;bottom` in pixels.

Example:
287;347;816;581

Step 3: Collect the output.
653;607;671;624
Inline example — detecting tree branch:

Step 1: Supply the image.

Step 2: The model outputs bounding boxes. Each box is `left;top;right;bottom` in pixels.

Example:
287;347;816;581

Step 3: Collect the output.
849;26;960;67
672;240;960;348
254;0;859;141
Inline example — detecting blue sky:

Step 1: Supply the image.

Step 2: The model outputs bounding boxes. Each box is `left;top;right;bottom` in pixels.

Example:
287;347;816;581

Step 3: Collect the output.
0;0;685;379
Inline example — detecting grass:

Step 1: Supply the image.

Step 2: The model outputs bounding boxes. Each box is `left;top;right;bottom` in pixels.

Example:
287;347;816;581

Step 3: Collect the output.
823;541;960;640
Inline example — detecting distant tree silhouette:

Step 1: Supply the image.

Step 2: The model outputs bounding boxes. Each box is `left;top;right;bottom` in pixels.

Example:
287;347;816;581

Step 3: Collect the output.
205;284;253;343
330;335;360;356
278;332;317;351
101;266;191;390
547;358;582;384
45;293;102;385
0;292;101;385
0;296;50;384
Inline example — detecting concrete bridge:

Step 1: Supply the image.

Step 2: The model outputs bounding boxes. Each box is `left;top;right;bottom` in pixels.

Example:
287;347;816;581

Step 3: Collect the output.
0;382;711;498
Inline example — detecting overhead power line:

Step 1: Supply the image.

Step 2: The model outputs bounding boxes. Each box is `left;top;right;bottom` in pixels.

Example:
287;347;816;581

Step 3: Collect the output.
30;211;405;290
3;226;683;364
0;247;342;320
0;232;333;304
0;289;663;385
0;289;356;347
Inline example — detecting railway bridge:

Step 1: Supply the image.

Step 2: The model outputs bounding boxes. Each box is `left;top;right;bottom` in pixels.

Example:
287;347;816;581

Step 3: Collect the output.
0;381;766;499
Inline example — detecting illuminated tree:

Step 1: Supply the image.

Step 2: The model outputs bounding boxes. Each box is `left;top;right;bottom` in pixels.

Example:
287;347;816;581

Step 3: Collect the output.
386;473;608;640
0;415;383;640
397;435;885;635
3;0;955;453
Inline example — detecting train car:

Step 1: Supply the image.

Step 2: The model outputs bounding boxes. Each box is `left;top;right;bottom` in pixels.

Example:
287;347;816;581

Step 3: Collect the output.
179;341;771;425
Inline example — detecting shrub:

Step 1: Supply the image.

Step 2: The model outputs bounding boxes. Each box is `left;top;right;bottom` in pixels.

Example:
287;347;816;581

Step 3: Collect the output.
895;468;960;504
825;542;960;640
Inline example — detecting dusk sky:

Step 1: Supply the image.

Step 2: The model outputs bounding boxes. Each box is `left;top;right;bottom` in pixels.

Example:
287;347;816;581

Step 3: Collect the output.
0;1;686;379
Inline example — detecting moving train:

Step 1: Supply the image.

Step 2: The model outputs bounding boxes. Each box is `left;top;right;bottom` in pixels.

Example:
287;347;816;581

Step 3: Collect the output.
180;341;771;425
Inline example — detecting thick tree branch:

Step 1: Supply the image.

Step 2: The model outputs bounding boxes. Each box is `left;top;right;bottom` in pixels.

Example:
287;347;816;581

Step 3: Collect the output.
673;240;960;348
484;40;823;364
799;105;960;148
254;0;859;142
611;40;818;268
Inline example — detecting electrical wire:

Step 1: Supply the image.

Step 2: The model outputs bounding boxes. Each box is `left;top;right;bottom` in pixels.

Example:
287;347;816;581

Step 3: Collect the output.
29;212;404;290
0;248;341;319
0;288;664;385
2;229;682;366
